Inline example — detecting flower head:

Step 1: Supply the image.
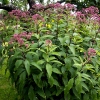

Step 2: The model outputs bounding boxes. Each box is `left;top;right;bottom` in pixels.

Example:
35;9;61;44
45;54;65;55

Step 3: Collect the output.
25;44;29;48
53;3;63;9
32;4;44;10
90;14;100;25
76;11;86;23
17;38;24;45
45;39;52;46
32;14;44;24
87;48;96;57
9;10;29;19
9;32;33;46
82;6;99;16
64;3;77;11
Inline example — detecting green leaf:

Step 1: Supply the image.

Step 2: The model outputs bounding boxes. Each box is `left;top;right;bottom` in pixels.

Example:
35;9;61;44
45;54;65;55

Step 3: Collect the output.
64;58;72;70
64;93;70;100
73;63;82;70
75;82;82;94
83;94;89;100
39;49;46;54
64;78;74;95
48;56;56;61
46;63;52;78
81;73;90;77
58;37;65;45
15;68;25;81
48;76;60;87
33;34;39;39
14;30;19;33
75;73;82;94
37;59;45;65
59;51;66;57
32;74;42;88
79;56;83;63
65;36;70;45
53;78;60;86
28;86;36;100
91;89;97;100
49;46;58;52
52;68;61;74
61;67;66;74
40;34;54;40
82;82;89;92
15;60;23;70
37;89;46;99
58;35;70;45
48;76;54;87
31;62;42;71
50;60;62;65
45;89;51;98
19;71;26;83
43;53;49;62
69;44;75;55
26;52;33;60
73;88;81;99
30;43;38;49
81;73;92;83
26;51;38;56
56;88;63;96
24;59;30;76
18;71;26;91
50;52;61;56
83;64;95;72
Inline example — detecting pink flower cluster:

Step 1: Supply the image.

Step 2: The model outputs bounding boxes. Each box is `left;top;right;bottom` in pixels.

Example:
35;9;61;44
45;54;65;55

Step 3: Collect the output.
32;4;44;10
82;6;99;15
84;48;96;62
32;14;44;23
91;14;100;24
87;48;96;57
45;39;52;46
69;6;100;24
48;3;63;9
53;3;63;9
9;32;33;47
48;3;76;10
64;3;77;11
76;11;86;23
9;10;30;19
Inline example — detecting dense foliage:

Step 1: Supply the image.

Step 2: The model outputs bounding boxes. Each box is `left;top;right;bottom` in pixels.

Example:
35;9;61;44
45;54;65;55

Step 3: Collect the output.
1;0;100;11
0;2;100;100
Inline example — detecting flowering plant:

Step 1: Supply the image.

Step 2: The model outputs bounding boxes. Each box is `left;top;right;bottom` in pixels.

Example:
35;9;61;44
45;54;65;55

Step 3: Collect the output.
0;3;100;100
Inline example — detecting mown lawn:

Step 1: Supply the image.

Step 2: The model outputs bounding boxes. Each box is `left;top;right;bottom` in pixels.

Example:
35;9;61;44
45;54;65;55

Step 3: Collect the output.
0;64;17;100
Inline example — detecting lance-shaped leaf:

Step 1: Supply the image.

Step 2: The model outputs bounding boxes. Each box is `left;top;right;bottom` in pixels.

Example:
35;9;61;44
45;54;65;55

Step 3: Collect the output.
24;59;30;76
31;62;42;71
46;63;52;78
64;78;74;95
69;44;75;55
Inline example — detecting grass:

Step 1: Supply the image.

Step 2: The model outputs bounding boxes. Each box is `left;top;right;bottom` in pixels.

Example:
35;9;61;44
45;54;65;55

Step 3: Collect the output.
0;63;17;100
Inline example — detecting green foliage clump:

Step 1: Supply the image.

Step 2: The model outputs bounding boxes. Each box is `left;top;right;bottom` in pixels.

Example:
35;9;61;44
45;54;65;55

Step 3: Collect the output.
0;3;100;100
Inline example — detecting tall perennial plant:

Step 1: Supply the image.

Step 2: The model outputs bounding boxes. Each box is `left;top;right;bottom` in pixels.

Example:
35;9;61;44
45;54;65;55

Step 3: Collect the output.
0;3;100;100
